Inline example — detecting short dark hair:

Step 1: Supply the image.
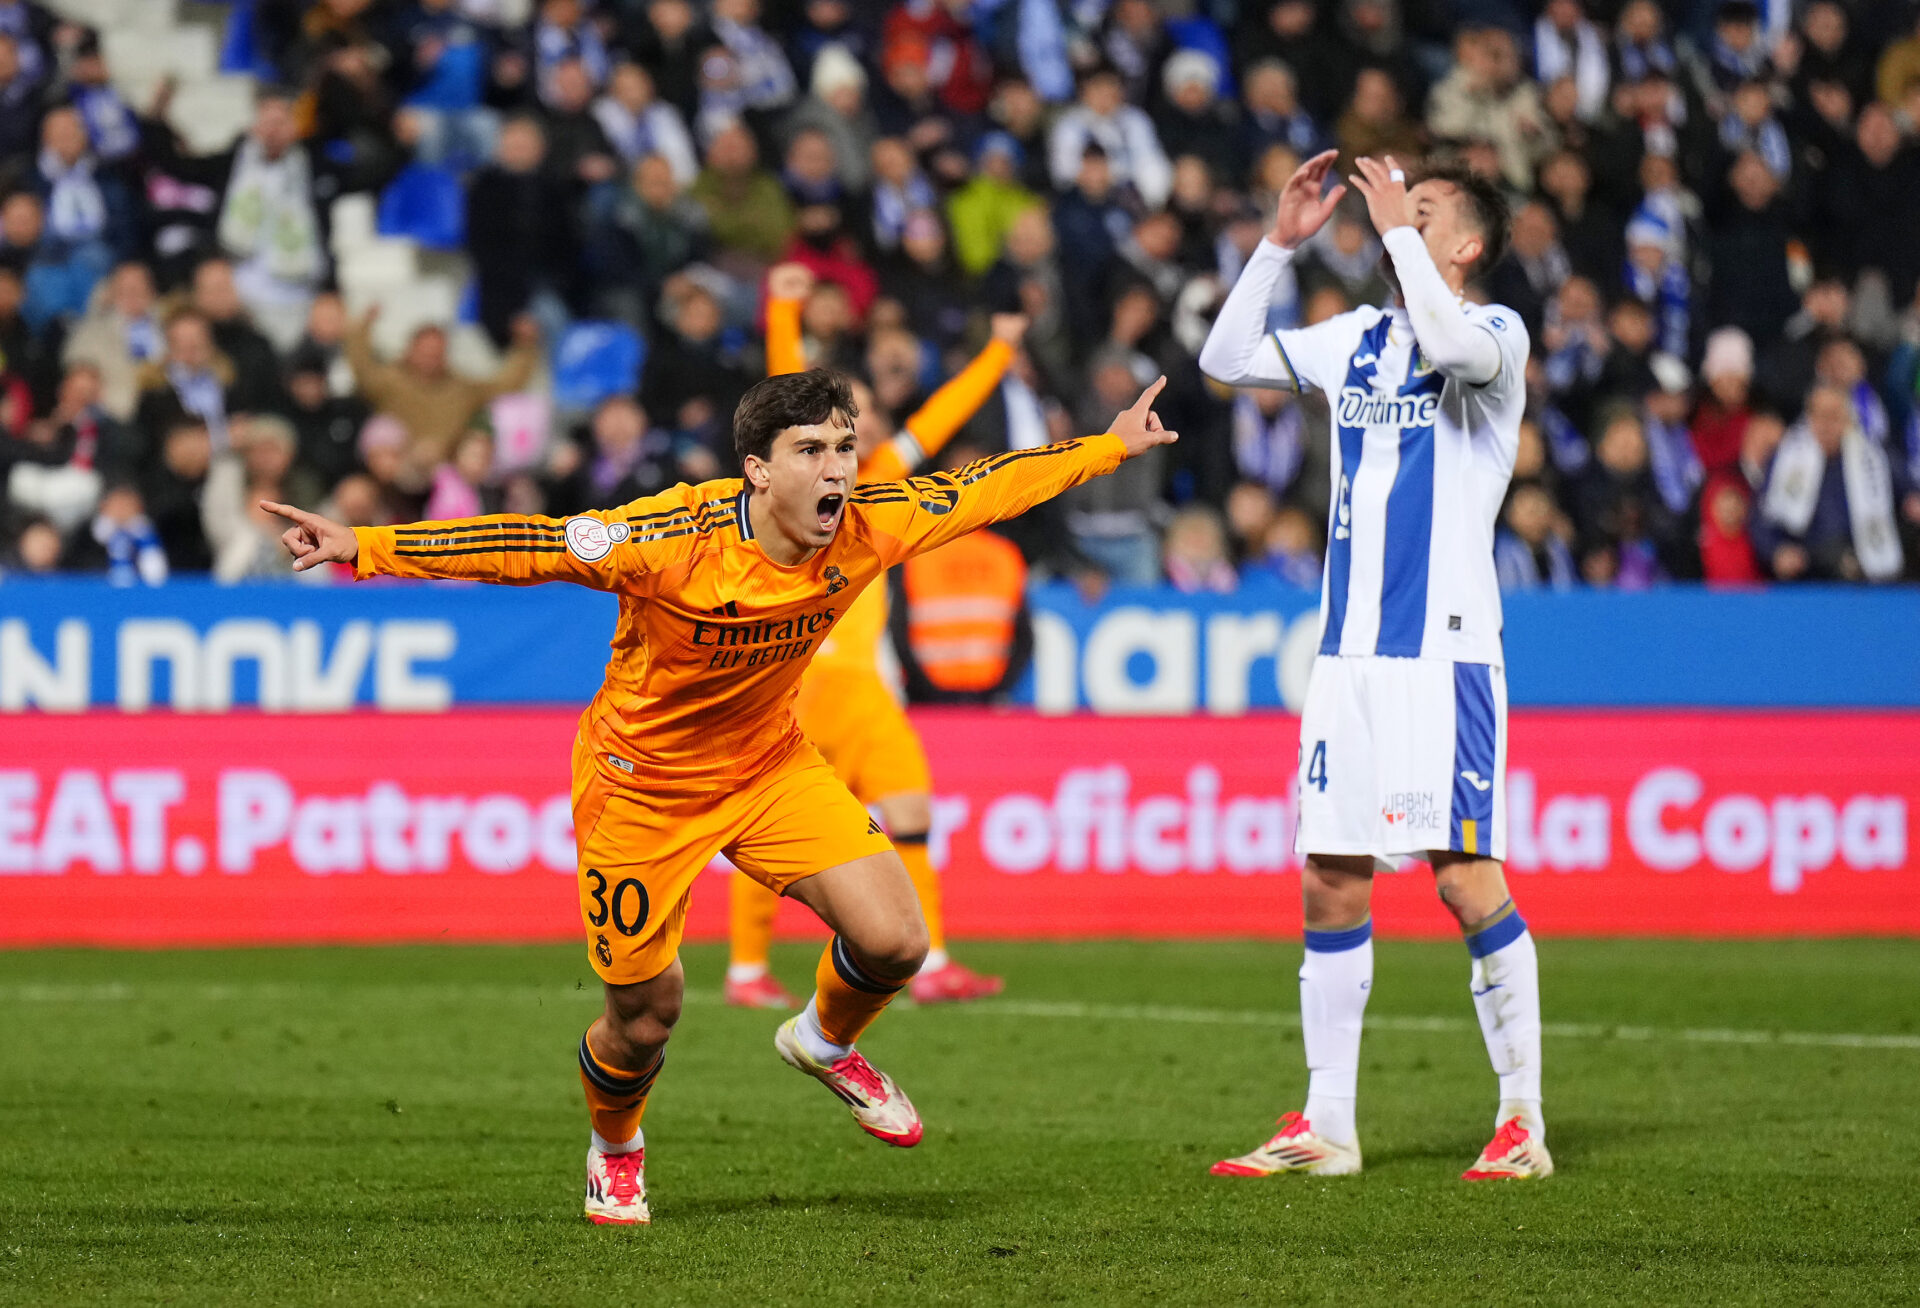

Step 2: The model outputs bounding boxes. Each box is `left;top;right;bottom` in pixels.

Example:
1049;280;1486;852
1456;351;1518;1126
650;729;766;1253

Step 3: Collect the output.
1416;160;1511;279
732;368;859;467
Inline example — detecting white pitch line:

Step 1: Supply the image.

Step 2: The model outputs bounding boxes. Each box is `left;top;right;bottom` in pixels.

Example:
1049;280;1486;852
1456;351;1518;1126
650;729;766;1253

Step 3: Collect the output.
949;998;1920;1052
4;984;1918;1052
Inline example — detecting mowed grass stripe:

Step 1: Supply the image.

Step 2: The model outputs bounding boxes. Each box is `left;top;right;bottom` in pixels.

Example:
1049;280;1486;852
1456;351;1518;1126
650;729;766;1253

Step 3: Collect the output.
7;981;1918;1051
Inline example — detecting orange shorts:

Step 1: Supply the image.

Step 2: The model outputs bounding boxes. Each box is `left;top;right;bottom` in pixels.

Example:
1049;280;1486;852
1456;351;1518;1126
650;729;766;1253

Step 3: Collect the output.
570;728;895;984
794;667;932;803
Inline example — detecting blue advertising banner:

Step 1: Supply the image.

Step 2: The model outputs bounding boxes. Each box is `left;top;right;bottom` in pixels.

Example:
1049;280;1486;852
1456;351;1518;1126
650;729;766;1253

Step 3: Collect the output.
0;577;1914;710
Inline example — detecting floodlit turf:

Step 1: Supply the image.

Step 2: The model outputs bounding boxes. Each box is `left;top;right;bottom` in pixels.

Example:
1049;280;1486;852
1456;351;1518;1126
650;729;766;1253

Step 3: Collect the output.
3;940;1918;1306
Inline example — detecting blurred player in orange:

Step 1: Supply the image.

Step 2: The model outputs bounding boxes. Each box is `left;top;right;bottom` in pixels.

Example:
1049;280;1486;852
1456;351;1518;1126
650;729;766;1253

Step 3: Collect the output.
726;264;1021;1009
265;370;1176;1226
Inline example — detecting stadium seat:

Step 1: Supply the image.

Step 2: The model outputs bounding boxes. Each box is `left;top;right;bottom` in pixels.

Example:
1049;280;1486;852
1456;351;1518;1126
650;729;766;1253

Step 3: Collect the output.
551;322;646;413
376;165;468;252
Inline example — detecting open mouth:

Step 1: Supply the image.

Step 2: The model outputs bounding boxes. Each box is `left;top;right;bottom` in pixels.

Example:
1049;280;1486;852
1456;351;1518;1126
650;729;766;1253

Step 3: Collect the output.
815;493;844;531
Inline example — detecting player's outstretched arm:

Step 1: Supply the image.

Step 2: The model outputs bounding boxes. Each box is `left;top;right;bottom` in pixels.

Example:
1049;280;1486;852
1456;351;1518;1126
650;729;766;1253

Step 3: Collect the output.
1349;154;1503;386
1198;149;1344;390
864;377;1177;563
869;313;1028;482
263;500;648;589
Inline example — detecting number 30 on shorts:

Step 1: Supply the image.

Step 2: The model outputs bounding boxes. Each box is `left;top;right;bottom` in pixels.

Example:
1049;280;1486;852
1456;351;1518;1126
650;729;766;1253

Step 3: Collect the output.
1305;740;1329;793
585;868;650;936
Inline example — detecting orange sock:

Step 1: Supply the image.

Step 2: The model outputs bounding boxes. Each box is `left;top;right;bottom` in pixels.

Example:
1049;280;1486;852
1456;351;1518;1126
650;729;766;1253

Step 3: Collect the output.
811;936;907;1047
578;1028;663;1146
896;834;945;956
729;874;781;970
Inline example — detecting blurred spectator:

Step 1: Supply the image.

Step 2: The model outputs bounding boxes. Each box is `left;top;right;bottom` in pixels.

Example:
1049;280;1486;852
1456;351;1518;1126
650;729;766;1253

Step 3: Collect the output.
594;62;697;183
689;119;794;265
1049;64;1172;209
1231;386;1307;502
62;481;166;585
1240;60;1325;165
866;135;934;254
344;309;537;478
947;134;1037;277
1052;146;1129;350
192;258;286;415
1429;28;1549;192
202;415;318;581
425;428;496;519
62;260;159;421
1252;503;1323;589
1706;151;1799;347
1570;407;1683;586
1697;471;1762;584
1535;0;1609;123
1495;482;1578;591
1064;351;1163;583
1335;67;1422;168
5;512;61;574
587;152;710;324
1155;51;1239;182
784;45;877;193
549;394;670;514
467;116;581;346
136;309;236;460
145;88;326;353
1692;326;1754;474
141;419;213;573
1163;505;1236;593
284;344;369;491
1754;383;1905;581
397;0;501;169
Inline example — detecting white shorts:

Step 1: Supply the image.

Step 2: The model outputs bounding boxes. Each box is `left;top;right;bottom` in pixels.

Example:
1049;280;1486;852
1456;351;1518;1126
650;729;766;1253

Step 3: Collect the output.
1295;655;1507;862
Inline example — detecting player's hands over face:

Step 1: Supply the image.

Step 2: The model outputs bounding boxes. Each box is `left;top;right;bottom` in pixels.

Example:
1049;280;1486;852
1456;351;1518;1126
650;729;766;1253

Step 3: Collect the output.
1349;155;1415;237
1110;376;1178;460
989;312;1030;345
1269;149;1346;249
767;261;815;302
262;501;359;572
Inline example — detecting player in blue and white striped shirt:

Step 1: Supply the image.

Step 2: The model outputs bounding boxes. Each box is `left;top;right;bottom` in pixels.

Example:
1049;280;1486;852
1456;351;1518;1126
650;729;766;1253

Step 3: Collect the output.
1199;150;1550;1183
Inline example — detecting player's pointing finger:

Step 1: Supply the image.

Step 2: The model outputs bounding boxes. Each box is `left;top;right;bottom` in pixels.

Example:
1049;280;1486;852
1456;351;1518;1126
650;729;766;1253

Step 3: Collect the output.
1133;375;1167;410
259;499;310;524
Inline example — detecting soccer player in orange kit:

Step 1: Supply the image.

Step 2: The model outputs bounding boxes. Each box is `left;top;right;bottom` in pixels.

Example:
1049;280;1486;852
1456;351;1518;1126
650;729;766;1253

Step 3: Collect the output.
726;264;1019;1009
263;369;1176;1226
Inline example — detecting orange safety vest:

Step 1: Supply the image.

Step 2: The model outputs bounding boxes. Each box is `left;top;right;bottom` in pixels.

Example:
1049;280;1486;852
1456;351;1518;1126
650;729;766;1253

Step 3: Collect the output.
899;530;1028;693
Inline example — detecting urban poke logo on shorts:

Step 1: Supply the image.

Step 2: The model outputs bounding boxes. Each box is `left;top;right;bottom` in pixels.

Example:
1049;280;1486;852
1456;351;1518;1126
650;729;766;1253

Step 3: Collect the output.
565;516;630;563
1382;790;1442;830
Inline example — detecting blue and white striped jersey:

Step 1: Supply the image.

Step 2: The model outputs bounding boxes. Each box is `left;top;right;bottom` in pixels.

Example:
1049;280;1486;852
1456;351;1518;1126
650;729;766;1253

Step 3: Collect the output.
1272;301;1528;665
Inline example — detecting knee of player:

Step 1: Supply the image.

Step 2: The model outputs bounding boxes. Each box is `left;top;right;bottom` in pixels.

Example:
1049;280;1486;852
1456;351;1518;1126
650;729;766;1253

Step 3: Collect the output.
602;983;683;1052
851;917;929;981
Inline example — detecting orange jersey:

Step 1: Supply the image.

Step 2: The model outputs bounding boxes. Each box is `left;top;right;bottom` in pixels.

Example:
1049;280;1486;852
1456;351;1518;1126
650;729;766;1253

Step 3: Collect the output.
764;294;1015;678
351;436;1125;782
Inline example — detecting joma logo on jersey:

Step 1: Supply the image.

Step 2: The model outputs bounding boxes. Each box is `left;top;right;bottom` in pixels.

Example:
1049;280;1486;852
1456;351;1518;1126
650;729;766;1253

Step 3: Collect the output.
1336;388;1441;430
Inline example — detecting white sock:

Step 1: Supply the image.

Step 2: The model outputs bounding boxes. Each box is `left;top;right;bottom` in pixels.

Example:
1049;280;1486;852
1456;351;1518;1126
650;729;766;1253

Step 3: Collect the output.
1466;903;1543;1136
1299;920;1373;1148
727;962;768;983
592;1128;643;1155
920;948;950;973
795;995;852;1063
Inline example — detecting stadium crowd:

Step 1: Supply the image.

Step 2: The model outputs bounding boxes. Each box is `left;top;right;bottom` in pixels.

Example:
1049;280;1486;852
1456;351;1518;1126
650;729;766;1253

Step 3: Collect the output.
1;0;1919;590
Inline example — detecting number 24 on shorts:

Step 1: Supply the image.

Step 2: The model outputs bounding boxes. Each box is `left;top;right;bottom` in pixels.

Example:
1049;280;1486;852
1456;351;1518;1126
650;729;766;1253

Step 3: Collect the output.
1304;741;1329;793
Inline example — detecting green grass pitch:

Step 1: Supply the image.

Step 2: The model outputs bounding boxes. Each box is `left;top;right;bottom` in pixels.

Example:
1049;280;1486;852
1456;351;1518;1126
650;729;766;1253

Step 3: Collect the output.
3;938;1918;1305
